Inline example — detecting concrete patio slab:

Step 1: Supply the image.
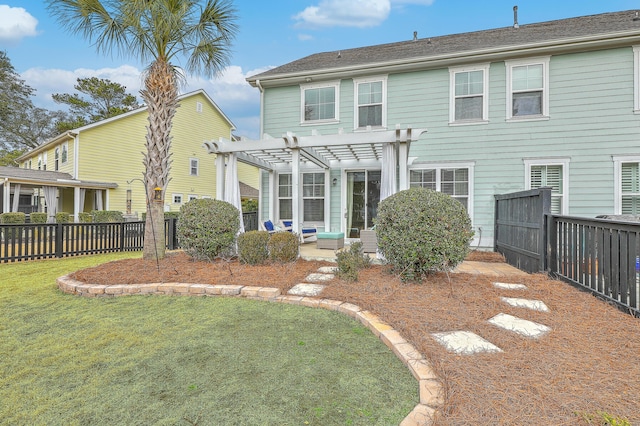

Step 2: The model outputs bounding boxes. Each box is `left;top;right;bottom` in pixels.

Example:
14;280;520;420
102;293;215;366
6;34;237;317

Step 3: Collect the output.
488;313;551;338
501;297;549;312
287;283;325;297
431;331;502;354
493;282;528;290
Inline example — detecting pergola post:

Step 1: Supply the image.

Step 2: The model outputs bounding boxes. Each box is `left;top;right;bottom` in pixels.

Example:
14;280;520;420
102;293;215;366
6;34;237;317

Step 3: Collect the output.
291;148;301;234
215;153;226;201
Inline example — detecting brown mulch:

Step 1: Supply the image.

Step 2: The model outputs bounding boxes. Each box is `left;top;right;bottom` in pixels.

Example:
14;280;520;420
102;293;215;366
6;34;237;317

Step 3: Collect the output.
71;251;640;425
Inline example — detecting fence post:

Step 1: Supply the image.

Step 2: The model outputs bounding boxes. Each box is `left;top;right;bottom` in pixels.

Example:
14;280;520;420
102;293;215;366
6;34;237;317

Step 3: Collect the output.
55;223;63;258
120;222;126;252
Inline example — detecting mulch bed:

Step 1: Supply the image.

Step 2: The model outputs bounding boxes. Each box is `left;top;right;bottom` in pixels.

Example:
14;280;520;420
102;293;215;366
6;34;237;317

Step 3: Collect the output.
71;251;640;425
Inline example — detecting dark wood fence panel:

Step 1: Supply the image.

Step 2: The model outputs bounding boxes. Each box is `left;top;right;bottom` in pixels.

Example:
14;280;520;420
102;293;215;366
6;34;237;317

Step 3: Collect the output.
0;218;177;263
243;211;258;231
547;215;640;317
494;188;552;273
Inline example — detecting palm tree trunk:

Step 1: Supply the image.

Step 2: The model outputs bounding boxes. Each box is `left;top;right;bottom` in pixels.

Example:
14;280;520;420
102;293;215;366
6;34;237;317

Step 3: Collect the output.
140;59;178;260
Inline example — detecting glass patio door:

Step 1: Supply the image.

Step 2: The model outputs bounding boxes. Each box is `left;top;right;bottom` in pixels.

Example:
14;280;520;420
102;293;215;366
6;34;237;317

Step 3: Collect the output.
345;170;381;238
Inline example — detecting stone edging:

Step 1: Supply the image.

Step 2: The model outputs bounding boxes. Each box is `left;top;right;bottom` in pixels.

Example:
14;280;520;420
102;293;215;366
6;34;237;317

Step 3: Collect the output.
57;275;442;426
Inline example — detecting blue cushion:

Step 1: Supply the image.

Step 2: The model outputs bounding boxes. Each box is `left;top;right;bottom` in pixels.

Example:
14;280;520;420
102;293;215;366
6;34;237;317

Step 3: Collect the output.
282;220;293;228
264;220;274;231
301;228;316;234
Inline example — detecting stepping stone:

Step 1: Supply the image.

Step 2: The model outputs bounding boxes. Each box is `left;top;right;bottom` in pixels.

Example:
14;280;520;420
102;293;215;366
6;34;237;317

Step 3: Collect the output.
493;282;527;290
288;283;325;297
305;273;334;282
488;313;551;338
317;266;338;274
501;297;549;312
431;331;502;354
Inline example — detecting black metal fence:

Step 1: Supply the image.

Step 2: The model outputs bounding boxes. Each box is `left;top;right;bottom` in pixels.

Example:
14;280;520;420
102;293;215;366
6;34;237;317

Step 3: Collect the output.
0;218;178;263
495;189;640;317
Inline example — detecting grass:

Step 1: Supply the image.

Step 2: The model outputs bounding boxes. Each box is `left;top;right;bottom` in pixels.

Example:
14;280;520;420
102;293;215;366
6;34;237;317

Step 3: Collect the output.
0;252;417;425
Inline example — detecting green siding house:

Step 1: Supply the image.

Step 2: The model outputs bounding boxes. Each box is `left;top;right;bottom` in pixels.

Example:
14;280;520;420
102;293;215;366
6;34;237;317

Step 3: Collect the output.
207;10;640;248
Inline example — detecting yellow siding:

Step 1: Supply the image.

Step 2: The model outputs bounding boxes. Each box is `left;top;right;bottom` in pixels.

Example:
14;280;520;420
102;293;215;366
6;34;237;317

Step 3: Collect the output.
75;91;238;216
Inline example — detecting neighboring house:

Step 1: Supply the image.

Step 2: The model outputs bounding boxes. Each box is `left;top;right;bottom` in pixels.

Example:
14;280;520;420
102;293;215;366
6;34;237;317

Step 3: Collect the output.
4;90;258;221
204;9;640;248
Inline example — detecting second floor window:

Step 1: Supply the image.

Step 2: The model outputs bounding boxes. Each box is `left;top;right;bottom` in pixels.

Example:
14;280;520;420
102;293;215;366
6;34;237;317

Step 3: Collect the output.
302;84;338;122
506;57;549;119
355;77;386;129
61;143;68;164
54;148;60;171
450;65;489;122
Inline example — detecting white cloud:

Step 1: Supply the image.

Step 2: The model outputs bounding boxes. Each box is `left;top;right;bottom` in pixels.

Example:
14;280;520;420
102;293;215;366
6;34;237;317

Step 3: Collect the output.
294;0;391;28
0;5;38;43
298;33;315;41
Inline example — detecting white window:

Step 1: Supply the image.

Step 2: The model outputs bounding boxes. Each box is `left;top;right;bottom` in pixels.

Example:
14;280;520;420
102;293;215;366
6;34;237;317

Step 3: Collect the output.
61;142;68;164
173;194;183;204
302;172;325;222
301;82;339;123
634;46;640;112
614;156;640;214
188;194;198;201
524;158;569;215
410;163;474;216
354;76;387;129
196;101;203;113
278;174;292;220
190;158;199;176
449;64;489;123
37;155;42;170
43;152;47;170
506;57;550;120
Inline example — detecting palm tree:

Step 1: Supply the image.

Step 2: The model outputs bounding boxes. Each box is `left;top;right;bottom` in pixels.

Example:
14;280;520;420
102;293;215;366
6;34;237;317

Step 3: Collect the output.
47;0;238;260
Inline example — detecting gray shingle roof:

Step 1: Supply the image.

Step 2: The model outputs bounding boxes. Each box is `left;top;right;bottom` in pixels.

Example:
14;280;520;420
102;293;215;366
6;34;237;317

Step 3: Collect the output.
249;10;640;82
0;166;116;188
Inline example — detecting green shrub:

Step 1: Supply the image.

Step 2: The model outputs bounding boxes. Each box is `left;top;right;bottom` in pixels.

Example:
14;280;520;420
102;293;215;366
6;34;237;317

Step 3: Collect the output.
177;198;240;261
376;187;474;281
241;198;258;212
237;230;270;265
78;212;93;223
92;210;124;223
578;411;631;426
268;231;299;263
29;213;48;224
336;241;371;281
0;212;26;224
55;212;70;223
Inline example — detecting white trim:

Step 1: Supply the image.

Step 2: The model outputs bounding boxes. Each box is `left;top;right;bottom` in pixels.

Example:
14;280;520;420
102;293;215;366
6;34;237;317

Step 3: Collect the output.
505;56;550;121
612;155;640;214
449;63;490;124
172;193;183;204
353;75;388;130
523;157;570;215
300;81;340;125
634;46;640;112
188;194;198;201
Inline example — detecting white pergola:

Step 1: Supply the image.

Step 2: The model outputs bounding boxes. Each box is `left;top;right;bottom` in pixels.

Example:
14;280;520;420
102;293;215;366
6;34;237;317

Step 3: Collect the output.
203;126;427;234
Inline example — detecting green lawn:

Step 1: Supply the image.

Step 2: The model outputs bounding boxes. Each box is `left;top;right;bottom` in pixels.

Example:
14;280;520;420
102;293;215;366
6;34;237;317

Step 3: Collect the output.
0;253;417;425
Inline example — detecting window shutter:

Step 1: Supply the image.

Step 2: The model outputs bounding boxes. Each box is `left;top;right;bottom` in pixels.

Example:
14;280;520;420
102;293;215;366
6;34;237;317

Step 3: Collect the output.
621;163;639;194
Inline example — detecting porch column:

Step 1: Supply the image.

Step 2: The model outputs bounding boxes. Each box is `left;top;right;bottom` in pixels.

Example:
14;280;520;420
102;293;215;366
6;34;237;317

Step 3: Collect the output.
74;187;81;222
267;170;275;222
291;148;300;234
398;142;409;191
215;153;226;201
3;180;10;213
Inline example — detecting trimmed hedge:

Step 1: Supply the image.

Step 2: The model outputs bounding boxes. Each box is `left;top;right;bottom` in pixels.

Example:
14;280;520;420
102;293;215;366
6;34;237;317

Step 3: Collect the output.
0;212;26;224
30;213;48;224
237;230;270;265
177;198;240;261
92;210;124;223
267;231;299;263
376;187;474;281
78;212;93;223
55;212;70;223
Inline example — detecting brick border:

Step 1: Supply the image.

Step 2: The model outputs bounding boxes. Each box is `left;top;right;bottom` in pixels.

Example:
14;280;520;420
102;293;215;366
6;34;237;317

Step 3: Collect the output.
57;275;442;425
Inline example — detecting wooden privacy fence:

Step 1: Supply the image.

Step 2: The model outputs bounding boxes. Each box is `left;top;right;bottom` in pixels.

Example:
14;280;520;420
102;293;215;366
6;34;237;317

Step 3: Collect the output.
495;189;640;317
494;188;551;273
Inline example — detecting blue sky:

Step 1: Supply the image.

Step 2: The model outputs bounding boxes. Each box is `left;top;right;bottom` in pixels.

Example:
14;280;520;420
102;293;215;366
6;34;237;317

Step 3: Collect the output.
1;0;639;139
